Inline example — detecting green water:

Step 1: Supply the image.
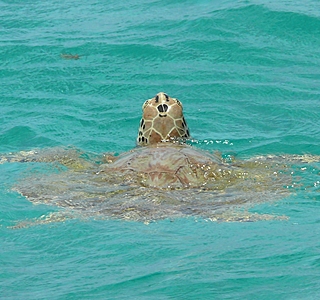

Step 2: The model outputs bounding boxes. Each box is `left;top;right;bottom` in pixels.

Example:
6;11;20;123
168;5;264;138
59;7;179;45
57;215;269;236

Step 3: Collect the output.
1;0;320;299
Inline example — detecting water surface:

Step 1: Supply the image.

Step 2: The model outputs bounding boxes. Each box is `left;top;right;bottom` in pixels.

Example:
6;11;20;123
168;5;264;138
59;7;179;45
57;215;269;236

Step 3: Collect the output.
1;0;320;299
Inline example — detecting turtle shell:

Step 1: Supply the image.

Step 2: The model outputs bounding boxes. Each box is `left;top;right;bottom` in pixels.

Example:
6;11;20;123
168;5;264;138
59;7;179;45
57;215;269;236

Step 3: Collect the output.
99;143;229;189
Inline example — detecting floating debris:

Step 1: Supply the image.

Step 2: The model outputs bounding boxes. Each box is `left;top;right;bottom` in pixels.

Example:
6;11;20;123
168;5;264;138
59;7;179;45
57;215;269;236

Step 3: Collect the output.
60;53;80;60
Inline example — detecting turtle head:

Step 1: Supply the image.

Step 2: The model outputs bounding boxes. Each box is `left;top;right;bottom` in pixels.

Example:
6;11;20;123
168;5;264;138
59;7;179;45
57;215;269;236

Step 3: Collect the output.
137;92;190;146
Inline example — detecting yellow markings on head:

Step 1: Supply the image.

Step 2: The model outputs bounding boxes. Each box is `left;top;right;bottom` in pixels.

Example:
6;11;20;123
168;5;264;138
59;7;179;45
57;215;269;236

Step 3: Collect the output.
137;92;190;146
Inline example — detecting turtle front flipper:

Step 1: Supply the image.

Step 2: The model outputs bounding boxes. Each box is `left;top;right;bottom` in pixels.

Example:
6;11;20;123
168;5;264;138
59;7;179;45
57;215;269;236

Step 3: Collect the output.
0;149;41;164
8;211;78;229
0;147;94;171
205;211;289;222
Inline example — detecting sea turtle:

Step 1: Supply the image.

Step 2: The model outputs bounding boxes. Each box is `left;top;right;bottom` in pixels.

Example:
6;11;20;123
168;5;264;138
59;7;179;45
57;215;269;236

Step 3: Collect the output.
2;92;318;228
99;92;231;190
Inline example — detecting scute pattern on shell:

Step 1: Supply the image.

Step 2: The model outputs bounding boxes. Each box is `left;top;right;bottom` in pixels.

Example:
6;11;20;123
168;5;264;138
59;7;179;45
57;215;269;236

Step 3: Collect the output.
137;92;190;145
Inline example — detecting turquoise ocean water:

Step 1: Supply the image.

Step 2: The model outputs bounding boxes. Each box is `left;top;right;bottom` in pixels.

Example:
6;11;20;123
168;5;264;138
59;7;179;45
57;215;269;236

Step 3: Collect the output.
1;0;320;298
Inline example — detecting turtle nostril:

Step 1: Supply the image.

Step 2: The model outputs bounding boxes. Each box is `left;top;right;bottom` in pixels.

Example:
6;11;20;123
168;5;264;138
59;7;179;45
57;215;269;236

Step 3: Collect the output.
157;104;168;113
157;105;164;113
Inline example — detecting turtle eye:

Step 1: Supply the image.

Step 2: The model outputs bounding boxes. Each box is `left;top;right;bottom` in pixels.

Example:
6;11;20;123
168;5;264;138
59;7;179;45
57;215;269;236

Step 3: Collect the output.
176;99;182;108
182;117;187;128
142;100;149;110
